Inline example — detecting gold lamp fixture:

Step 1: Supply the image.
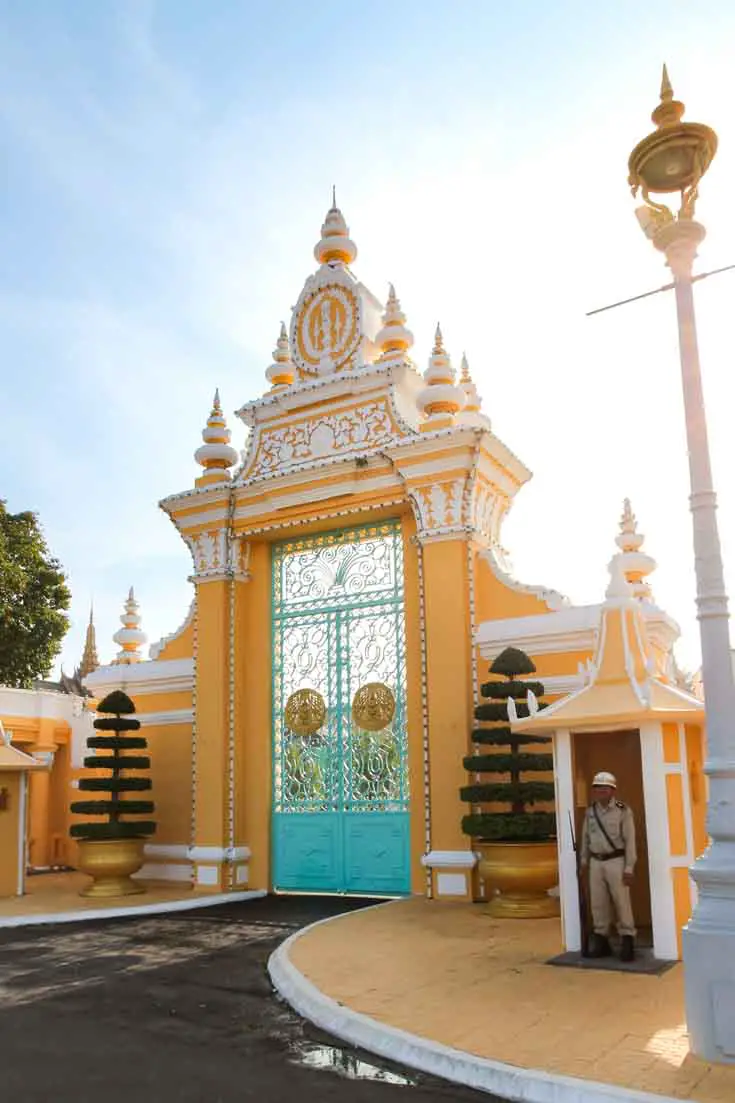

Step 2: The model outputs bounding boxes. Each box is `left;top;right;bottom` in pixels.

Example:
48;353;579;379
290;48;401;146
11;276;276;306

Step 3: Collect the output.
627;65;717;222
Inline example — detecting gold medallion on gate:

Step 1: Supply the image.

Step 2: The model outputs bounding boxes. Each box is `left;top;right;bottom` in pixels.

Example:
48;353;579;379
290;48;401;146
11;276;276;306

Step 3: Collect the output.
352;682;395;732
284;688;326;736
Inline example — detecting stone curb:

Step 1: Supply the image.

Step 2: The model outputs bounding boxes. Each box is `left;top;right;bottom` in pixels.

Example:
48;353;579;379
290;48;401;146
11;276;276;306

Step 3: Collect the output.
267;906;691;1103
0;888;267;928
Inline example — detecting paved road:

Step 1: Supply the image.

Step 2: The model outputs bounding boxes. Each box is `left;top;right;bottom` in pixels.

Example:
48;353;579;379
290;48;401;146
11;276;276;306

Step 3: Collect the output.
0;895;502;1102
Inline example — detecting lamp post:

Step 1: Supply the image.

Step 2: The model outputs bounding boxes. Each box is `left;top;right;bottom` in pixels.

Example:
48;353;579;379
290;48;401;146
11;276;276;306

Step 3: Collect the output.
628;67;735;1063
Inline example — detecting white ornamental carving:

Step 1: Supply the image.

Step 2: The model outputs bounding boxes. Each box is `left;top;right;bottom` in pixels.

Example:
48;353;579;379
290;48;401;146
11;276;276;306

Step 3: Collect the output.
250;401;396;476
412;478;466;535
186;531;251;581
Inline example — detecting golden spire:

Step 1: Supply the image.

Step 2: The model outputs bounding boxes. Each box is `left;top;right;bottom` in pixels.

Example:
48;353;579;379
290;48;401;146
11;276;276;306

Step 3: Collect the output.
651;63;685;128
79;604;99;679
194;389;239;486
111;587;147;665
314;192;358;266
265;322;295;389
375;284;414;361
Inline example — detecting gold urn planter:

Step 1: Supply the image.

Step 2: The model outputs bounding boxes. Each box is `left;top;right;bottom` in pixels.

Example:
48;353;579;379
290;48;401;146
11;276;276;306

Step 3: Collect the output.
76;837;146;898
477;840;559;918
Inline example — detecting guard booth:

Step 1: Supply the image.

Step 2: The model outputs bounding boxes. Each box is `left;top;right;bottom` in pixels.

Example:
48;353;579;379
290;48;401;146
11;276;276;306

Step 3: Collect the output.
0;725;47;897
513;558;706;961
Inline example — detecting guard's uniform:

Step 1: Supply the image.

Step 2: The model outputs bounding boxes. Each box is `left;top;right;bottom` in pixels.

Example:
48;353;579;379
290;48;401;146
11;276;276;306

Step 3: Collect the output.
581;799;637;937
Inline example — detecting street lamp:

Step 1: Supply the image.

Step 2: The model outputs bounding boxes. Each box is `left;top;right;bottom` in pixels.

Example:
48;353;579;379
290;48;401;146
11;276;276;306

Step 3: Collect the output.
628;67;735;1063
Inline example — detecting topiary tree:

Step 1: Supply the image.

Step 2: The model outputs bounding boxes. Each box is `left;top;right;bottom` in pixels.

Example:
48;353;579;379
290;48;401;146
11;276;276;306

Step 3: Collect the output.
70;690;155;841
460;647;556;841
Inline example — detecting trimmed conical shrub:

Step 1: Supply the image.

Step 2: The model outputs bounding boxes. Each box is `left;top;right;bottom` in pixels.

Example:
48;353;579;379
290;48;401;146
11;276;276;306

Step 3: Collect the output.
460;647;556;841
71;690;156;840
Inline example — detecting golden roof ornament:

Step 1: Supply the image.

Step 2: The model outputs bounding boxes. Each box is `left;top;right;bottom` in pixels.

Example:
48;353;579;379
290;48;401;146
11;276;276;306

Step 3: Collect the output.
194;389;239;485
628;65;717;222
314;188;358;266
265;322;295;389
375;283;414;361
79;604;99;679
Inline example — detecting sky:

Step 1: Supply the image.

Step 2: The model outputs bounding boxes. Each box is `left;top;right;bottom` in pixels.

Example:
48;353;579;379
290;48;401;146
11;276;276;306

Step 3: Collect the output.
1;1;734;678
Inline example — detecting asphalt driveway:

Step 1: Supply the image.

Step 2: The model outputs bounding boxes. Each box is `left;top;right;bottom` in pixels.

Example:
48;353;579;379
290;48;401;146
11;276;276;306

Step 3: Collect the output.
0;894;502;1102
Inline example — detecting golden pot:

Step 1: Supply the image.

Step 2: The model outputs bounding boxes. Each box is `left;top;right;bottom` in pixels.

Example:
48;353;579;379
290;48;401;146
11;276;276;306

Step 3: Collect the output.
477;840;559;919
76;837;146;898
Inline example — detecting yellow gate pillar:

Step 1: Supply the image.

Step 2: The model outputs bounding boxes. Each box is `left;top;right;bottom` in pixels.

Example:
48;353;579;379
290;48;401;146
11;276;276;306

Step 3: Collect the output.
419;535;477;899
186;527;252;892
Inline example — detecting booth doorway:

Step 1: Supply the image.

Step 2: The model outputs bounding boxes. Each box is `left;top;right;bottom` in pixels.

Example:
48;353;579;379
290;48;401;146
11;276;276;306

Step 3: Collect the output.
572;729;652;941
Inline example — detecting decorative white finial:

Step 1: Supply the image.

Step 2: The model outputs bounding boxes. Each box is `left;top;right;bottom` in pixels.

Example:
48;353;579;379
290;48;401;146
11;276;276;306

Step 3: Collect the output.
375;283;414;361
614;499;656;599
265;322;295;389
416;322;465;429
194;389;239;485
314;194;357;266
605;555;634;601
455;352;490;428
112;588;148;664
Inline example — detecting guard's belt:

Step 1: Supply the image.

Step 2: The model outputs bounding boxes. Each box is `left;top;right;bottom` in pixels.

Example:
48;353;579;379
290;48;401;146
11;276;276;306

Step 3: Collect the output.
590;850;625;861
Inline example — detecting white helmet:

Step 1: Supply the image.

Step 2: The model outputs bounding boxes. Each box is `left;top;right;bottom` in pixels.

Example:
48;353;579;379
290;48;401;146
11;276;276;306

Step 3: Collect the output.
592;771;617;788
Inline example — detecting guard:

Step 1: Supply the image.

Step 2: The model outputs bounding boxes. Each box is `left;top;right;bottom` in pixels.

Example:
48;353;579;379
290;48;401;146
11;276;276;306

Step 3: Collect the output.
580;771;637;961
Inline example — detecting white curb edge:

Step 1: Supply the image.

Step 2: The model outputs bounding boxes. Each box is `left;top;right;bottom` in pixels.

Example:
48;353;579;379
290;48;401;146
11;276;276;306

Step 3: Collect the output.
268;909;692;1103
0;888;267;929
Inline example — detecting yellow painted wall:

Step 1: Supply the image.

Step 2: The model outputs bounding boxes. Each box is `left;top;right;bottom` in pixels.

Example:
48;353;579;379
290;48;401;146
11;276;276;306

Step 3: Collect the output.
237;542;272;891
0;773;22;896
672;866;692;956
401;514;426;893
142;725;194;844
423;538;472;854
665;773;687;856
662;723;680;764
685;723;707;856
134;692;192;714
156;620;194;662
192;582;230;853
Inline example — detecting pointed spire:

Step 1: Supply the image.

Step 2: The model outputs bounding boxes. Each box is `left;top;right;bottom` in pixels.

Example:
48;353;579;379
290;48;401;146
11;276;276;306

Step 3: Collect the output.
111;587;148;665
614;499;656;600
265;322;295;389
416;322;464;429
194;389;239;486
661;63;673;102
79;602;99;679
456;352;491;428
314;193;357;266
375;283;414;361
651;62;685;128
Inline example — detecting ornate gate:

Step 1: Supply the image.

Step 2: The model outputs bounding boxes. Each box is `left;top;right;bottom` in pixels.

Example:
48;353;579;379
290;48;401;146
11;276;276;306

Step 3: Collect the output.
271;521;410;894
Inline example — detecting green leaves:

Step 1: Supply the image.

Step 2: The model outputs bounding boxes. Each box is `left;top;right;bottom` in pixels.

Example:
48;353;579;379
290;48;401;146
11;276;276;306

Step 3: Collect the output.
463;752;553;773
70;821;156;840
489;647;537;679
461;812;556;841
97;690;136;715
0;501;70;687
72;687;155;841
460;781;556;804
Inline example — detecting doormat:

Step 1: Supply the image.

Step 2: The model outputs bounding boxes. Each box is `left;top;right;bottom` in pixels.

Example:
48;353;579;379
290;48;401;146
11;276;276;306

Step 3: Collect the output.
547;949;677;976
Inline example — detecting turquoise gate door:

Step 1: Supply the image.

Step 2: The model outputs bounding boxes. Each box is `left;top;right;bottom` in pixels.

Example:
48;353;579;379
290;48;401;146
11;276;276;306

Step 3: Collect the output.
272;521;410;895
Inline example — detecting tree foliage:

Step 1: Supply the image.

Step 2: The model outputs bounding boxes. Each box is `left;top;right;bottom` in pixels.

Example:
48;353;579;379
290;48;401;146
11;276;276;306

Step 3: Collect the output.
70;692;155;841
0;501;70;687
460;646;556;842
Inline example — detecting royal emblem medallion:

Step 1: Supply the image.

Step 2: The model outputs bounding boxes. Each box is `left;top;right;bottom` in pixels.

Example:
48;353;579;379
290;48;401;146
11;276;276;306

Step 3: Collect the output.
284;688;326;737
352;682;396;732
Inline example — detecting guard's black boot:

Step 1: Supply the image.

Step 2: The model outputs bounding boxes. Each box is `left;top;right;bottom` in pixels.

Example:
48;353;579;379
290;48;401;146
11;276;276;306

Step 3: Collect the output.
588;934;613;958
620;935;635;963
